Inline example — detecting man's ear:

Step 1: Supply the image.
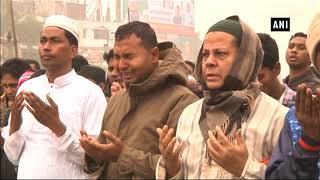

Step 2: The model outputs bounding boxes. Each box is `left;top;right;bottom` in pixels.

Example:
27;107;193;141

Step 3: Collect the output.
272;62;281;76
71;45;78;57
151;47;159;64
70;45;78;63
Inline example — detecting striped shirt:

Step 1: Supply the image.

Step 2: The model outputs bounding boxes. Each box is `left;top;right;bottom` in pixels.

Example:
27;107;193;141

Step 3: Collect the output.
156;92;289;179
279;84;296;107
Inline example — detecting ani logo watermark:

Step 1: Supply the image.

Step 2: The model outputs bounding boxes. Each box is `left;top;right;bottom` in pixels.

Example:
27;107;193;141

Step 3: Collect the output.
271;18;290;31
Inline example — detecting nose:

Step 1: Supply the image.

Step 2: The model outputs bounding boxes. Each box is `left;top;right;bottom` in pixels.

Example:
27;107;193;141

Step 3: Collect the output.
118;59;129;72
289;46;297;53
41;41;51;52
204;54;217;67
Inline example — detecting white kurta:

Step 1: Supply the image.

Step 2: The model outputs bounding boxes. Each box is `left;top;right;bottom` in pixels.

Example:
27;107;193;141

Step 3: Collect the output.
2;70;107;179
156;92;289;179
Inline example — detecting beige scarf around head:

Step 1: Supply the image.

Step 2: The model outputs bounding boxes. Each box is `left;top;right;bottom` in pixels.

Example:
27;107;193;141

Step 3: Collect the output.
195;15;263;145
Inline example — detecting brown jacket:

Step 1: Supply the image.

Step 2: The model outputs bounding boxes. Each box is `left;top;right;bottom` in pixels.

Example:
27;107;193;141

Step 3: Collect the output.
85;42;199;179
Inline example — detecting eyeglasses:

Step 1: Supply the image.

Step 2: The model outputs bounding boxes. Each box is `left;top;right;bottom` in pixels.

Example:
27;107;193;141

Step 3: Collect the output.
1;83;18;88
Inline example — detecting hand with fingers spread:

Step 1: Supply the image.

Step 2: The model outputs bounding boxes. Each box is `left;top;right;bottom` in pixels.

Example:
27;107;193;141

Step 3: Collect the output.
9;91;26;135
23;91;66;136
79;129;124;163
79;129;104;164
207;126;248;177
295;84;320;142
157;125;182;177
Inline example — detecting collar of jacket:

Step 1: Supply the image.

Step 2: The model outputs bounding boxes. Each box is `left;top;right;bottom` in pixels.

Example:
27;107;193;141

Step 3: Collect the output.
127;41;189;97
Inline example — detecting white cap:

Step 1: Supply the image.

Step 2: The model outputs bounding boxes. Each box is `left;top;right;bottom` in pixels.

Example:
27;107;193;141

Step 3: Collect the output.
43;15;79;42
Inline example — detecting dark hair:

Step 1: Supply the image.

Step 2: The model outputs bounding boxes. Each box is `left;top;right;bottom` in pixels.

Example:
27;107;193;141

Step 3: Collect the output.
289;32;307;42
78;65;106;84
103;49;114;64
115;21;158;49
25;59;40;70
257;33;279;69
72;55;89;73
185;60;195;71
64;29;78;46
30;69;46;79
1;58;32;79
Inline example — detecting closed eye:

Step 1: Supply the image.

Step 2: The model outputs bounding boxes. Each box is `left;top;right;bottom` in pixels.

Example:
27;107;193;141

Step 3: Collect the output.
214;50;228;59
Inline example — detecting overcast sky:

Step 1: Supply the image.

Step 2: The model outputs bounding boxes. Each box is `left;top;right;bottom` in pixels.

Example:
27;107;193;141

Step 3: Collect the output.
194;0;320;78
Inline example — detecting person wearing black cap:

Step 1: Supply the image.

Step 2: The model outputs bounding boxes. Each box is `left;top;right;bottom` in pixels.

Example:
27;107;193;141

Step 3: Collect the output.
257;33;296;107
156;16;288;179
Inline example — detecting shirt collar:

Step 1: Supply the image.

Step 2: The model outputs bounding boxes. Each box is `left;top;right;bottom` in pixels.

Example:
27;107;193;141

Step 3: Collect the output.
46;69;76;88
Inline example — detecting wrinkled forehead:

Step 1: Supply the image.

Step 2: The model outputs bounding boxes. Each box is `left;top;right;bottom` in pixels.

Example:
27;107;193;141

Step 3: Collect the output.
114;36;144;53
40;26;66;37
203;31;238;49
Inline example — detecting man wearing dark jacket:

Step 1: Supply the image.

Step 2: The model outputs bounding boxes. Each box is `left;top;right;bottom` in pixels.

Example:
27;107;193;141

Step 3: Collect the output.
266;13;320;179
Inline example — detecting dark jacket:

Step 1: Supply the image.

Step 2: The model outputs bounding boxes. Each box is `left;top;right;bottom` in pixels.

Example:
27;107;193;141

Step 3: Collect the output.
283;68;320;93
265;107;320;179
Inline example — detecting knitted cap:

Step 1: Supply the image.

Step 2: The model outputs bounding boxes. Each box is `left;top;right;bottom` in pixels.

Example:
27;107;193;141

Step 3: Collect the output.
207;19;242;42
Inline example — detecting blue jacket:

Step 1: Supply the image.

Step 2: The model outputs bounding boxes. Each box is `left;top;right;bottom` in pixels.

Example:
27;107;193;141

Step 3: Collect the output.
265;107;320;179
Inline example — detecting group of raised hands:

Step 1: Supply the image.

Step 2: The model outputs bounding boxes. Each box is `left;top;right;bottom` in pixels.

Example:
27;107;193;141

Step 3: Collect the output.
156;83;320;177
1;83;319;177
156;125;249;177
9;90;66;136
79;129;124;163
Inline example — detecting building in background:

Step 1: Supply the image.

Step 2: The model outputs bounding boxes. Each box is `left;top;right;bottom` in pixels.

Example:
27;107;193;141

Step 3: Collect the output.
1;0;200;65
122;0;200;62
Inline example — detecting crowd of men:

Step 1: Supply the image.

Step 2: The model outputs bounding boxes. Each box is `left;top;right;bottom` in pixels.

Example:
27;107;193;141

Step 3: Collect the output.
0;13;319;179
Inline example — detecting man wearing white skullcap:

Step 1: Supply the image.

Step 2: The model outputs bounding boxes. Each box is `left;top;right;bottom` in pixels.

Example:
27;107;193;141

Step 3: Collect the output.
43;15;80;42
2;15;107;178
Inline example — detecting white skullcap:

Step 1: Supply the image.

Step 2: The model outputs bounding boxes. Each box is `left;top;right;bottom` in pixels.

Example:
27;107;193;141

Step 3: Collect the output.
43;15;79;42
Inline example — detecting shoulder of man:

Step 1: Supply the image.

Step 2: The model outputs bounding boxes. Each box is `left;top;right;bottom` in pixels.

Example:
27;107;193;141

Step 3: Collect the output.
163;83;199;101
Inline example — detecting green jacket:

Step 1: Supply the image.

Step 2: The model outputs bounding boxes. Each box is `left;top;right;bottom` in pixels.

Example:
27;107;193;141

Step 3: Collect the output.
85;42;199;179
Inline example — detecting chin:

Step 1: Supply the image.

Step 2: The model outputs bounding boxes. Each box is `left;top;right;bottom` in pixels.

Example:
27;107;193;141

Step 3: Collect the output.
206;82;223;90
41;62;49;68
